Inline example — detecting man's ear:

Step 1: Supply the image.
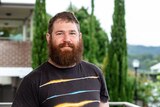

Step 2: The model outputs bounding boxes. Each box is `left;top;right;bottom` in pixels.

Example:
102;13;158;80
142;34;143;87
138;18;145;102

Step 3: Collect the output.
46;33;51;44
79;32;82;39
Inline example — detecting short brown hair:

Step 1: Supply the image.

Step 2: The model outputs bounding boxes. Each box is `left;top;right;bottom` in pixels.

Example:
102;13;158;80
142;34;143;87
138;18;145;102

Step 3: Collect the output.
48;11;80;34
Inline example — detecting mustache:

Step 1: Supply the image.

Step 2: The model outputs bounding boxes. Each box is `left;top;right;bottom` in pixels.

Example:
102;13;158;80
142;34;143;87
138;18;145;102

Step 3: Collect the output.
58;41;74;48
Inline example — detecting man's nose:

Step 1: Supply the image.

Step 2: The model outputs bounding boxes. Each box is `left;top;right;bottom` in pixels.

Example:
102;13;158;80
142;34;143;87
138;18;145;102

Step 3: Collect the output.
63;33;71;42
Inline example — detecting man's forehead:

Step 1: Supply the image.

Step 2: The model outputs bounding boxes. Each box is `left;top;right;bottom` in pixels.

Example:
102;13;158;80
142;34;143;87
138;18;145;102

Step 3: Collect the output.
54;18;74;23
53;19;77;29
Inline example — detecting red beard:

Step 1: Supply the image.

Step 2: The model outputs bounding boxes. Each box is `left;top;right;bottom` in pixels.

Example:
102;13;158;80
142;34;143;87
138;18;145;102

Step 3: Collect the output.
48;38;83;67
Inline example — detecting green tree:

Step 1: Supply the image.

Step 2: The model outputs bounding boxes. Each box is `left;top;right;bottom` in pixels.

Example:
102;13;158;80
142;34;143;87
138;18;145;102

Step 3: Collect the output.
105;0;132;101
32;0;48;68
95;20;109;64
109;54;119;101
88;0;98;64
125;71;135;102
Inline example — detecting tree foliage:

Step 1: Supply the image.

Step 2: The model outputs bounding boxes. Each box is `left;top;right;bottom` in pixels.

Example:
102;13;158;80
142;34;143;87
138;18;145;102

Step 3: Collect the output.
88;0;98;64
104;0;133;102
136;74;160;107
128;53;160;70
32;0;48;68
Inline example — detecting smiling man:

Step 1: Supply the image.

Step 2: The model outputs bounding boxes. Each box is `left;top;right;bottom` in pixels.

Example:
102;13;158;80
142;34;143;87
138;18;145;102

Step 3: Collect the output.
12;11;109;107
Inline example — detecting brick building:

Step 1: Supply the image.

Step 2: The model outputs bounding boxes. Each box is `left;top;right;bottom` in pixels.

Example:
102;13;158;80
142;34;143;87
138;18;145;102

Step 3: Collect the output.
0;2;34;102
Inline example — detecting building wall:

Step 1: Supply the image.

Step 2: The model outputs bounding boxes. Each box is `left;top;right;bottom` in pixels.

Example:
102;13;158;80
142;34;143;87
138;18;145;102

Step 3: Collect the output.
0;40;32;102
0;40;32;67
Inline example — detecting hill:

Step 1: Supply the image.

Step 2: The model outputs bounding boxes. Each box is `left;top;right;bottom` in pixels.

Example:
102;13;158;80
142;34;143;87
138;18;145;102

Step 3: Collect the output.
128;44;160;56
127;44;160;70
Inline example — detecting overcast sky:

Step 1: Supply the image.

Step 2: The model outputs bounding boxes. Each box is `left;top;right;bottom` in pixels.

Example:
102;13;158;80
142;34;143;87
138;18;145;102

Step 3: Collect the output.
2;0;160;47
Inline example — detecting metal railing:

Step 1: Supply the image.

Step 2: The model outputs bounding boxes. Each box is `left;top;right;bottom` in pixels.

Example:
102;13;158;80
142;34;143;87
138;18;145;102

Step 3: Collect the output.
0;102;12;107
0;102;140;107
109;102;140;107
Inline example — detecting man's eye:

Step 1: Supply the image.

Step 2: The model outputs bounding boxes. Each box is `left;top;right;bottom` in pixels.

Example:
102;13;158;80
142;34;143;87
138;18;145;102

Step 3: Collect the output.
70;32;77;36
57;32;63;35
70;32;76;35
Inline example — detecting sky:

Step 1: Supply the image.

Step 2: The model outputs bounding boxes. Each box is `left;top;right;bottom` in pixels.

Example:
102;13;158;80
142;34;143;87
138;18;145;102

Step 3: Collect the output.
2;0;160;47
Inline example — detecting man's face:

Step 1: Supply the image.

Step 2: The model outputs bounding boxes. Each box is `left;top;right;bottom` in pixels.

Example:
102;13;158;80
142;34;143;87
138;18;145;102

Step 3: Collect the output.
46;19;83;66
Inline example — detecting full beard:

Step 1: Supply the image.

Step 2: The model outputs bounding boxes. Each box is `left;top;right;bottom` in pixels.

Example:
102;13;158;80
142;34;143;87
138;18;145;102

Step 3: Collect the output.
48;38;83;67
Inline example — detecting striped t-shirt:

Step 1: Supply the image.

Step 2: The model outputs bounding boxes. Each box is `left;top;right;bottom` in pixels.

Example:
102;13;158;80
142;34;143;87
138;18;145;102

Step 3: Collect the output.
12;61;109;107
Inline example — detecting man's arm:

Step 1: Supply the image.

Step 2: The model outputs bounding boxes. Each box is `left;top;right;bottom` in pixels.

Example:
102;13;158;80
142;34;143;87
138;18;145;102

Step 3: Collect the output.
100;102;109;107
12;76;39;107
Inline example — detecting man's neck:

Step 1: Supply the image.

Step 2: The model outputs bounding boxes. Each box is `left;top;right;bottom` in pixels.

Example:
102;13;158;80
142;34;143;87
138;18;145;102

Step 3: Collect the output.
48;59;76;68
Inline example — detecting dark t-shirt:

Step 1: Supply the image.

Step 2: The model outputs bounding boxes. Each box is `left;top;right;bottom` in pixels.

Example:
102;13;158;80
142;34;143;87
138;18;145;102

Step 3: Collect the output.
12;61;109;107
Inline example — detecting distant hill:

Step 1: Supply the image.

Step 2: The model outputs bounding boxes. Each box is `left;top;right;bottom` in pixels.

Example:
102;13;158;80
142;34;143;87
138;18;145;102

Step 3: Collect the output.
128;44;160;56
127;44;160;70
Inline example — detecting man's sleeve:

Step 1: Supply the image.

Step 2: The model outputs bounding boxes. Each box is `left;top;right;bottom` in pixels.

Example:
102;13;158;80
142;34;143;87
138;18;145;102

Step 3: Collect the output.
11;76;39;107
99;71;110;103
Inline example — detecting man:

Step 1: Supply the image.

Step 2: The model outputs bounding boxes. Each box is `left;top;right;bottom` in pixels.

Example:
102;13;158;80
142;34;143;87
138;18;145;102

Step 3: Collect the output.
12;11;109;107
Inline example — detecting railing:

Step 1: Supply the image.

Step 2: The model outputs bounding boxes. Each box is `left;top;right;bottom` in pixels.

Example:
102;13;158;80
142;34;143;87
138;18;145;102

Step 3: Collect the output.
0;102;11;107
0;102;140;107
109;102;140;107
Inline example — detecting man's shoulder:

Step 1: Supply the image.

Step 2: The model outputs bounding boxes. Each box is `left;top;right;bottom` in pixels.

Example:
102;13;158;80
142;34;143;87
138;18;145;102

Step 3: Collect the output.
24;62;48;80
80;60;94;66
80;60;101;71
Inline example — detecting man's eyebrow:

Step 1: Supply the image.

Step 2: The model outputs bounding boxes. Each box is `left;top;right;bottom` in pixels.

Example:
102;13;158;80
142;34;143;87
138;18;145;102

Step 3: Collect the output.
54;30;77;33
70;30;77;32
55;30;64;33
